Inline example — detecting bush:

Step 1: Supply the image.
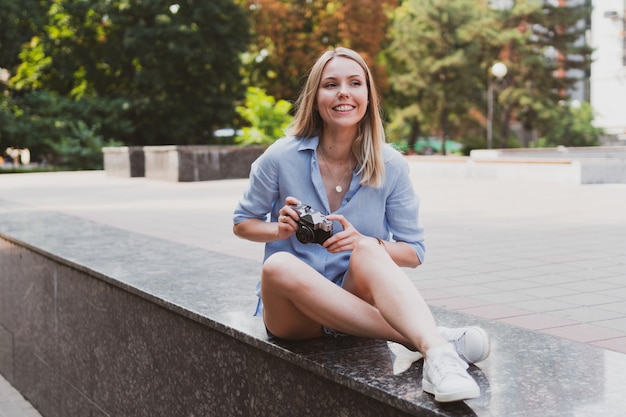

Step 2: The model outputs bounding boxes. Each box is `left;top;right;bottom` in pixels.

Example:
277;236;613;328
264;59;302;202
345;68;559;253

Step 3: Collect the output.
235;87;292;146
47;121;122;170
539;101;603;147
0;91;129;169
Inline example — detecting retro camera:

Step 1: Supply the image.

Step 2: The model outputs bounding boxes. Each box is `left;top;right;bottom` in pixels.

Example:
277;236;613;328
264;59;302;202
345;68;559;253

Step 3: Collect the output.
290;203;333;245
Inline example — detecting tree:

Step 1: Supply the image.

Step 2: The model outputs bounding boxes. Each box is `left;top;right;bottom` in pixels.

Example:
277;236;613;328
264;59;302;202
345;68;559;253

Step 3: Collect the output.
381;1;432;150
242;0;396;102
0;0;47;72
10;0;250;147
383;0;594;152
1;91;130;166
493;0;593;147
384;0;495;154
0;0;48;154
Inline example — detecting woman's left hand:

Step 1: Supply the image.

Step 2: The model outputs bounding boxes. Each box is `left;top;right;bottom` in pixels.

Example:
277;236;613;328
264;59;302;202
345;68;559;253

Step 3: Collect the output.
323;214;363;253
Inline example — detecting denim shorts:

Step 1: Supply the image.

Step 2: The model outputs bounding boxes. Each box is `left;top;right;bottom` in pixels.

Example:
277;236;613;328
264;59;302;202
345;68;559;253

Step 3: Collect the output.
265;325;348;339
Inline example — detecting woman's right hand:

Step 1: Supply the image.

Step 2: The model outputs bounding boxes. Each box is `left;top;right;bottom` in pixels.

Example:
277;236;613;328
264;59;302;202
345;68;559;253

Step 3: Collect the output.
276;196;301;240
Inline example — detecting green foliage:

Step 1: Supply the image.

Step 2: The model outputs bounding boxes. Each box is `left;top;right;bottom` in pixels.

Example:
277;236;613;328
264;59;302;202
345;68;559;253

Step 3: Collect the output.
383;0;595;151
235;87;292;146
11;37;51;90
383;0;495;154
0;90;130;168
0;0;48;71
1;0;601;168
538;101;603;147
9;0;250;149
492;0;593;146
47;120;123;170
242;0;395;102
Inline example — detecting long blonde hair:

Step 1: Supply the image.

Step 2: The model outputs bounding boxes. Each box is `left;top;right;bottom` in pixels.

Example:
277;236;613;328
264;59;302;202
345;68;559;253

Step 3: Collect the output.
288;47;386;188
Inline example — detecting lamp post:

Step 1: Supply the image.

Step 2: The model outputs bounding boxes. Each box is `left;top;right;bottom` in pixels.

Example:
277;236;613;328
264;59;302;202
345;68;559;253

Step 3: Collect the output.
487;62;507;149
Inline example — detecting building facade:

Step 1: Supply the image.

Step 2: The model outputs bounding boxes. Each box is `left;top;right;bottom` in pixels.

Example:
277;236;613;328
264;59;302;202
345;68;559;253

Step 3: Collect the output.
590;0;626;141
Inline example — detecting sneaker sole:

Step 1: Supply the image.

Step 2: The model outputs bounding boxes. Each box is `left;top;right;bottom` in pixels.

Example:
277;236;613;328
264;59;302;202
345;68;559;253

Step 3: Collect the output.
422;379;480;402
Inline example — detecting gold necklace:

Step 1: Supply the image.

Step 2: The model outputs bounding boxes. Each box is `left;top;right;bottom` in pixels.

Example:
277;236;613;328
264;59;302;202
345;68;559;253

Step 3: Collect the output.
318;147;352;193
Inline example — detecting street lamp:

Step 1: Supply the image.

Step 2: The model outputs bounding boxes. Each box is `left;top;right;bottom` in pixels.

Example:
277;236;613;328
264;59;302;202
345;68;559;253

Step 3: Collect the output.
487;62;507;149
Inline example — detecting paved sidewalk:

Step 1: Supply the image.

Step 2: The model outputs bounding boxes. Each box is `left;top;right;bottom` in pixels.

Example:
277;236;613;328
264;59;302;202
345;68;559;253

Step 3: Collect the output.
1;164;625;416
0;377;41;417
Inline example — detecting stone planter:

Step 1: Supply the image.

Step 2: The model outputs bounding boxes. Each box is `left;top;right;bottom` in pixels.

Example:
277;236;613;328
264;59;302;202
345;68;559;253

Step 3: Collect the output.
143;145;266;182
102;146;145;177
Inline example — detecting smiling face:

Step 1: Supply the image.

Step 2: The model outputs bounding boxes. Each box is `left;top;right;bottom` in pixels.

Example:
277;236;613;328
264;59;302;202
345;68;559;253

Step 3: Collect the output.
316;56;369;136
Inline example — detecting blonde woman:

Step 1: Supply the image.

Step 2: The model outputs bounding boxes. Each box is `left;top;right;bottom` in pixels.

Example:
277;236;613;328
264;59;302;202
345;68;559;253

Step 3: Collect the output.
234;47;489;402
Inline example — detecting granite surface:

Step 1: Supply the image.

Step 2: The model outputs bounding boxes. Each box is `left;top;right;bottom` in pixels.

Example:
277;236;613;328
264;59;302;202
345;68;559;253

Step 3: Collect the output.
1;198;626;416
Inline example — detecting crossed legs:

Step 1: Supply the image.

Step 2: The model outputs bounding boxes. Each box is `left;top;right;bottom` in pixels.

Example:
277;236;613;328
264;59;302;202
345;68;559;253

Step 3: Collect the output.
261;238;446;354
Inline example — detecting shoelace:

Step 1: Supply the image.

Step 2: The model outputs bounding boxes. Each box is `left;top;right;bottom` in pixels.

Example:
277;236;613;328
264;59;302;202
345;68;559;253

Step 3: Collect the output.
449;338;469;363
429;349;469;380
439;328;471;363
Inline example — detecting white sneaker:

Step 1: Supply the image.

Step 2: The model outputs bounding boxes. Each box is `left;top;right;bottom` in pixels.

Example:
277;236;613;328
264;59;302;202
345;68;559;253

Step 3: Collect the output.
439;326;490;364
422;343;480;402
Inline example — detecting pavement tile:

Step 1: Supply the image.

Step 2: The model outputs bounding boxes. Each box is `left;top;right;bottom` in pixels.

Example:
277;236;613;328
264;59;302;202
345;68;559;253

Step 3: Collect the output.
598;267;626;279
498;312;579;331
596;301;626;314
541;323;626;343
417;288;456;300
526;263;582;274
550;306;625;323
598;287;626;299
449;273;508;284
413;277;463;290
524;273;583;286
440;284;499;297
517;285;581;299
558;279;623;293
456;304;533;320
590;337;626;354
551;292;623;307
474;291;535;304
509;298;578;313
426;295;492;310
482;279;543;291
592;317;626;333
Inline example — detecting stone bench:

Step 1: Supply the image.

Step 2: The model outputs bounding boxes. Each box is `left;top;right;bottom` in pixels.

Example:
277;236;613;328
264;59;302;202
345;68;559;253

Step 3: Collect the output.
407;146;626;184
102;146;146;178
103;145;266;182
1;200;625;416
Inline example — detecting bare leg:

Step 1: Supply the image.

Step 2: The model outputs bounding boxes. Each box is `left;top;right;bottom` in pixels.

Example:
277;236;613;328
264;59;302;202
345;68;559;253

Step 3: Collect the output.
261;251;411;345
261;240;446;354
262;240;482;403
342;238;446;354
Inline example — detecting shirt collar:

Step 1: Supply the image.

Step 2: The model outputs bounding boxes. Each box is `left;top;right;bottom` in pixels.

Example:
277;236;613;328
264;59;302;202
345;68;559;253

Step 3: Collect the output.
296;136;320;152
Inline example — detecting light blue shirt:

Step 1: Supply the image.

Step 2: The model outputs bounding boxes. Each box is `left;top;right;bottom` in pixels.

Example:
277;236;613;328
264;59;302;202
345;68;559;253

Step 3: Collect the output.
233;136;425;313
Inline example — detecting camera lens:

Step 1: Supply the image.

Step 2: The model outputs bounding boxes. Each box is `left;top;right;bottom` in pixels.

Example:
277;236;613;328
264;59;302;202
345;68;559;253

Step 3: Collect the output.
296;225;315;244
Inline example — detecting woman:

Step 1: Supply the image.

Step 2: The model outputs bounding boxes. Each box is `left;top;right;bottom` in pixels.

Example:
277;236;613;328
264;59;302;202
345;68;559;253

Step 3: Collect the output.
233;47;489;402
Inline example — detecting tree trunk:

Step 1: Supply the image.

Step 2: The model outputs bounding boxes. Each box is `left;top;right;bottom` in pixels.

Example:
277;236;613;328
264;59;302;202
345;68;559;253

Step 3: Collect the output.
521;121;533;147
407;118;421;154
499;107;512;148
439;109;448;156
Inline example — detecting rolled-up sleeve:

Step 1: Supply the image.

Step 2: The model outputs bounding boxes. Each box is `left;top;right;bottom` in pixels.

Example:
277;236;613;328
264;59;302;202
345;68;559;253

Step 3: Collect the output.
233;145;279;224
384;151;426;264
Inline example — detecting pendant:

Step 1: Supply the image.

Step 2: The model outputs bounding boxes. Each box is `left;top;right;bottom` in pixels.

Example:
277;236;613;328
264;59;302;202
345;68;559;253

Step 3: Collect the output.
335;185;343;193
